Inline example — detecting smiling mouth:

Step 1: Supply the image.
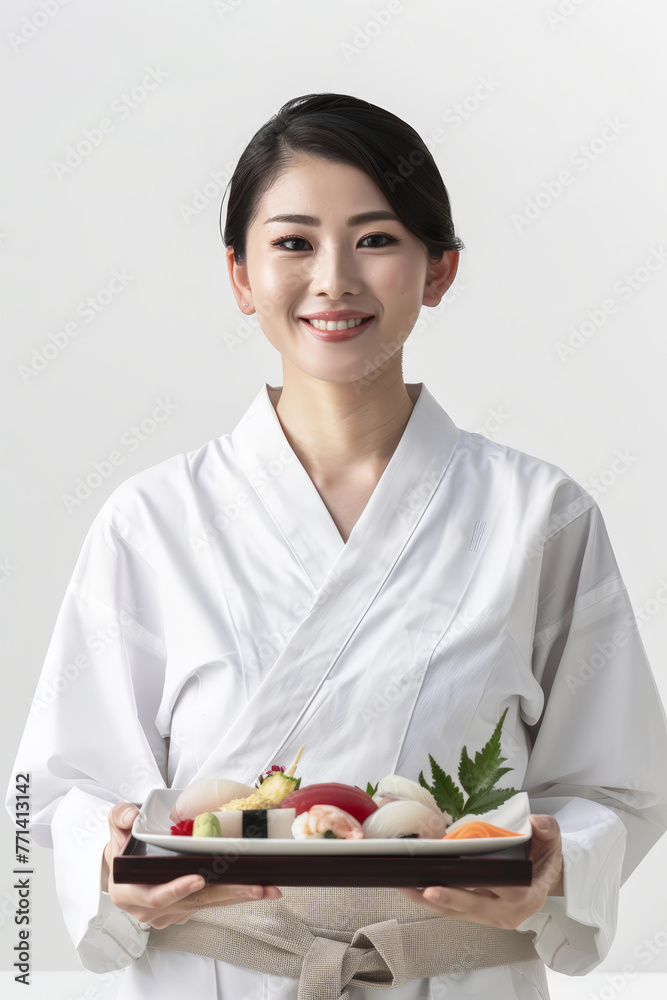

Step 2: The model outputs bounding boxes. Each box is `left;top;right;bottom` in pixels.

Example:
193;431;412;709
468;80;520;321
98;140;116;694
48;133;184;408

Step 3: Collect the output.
299;316;375;342
301;315;374;331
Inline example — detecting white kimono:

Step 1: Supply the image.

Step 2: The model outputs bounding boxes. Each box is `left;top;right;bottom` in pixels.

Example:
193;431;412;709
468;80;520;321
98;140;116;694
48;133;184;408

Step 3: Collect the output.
7;381;667;1000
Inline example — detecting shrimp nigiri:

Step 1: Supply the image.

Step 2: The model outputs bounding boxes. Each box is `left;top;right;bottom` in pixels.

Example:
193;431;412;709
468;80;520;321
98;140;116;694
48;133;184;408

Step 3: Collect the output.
292;804;364;840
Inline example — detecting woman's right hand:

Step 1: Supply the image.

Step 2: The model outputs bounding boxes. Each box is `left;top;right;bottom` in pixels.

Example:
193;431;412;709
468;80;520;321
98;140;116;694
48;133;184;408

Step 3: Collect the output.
102;801;282;930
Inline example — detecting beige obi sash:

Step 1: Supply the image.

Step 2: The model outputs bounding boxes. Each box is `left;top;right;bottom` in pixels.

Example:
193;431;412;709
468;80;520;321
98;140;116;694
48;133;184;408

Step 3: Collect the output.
148;886;539;998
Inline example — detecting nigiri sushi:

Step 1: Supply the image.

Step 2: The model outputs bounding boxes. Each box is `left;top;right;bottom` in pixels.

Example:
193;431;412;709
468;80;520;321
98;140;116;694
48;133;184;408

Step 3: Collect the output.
372;774;452;825
292;804;364;840
171;777;258;822
362;799;450;839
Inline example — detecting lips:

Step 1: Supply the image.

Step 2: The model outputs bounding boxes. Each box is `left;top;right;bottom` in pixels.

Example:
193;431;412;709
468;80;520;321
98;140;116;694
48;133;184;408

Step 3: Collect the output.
299;311;374;322
299;316;374;343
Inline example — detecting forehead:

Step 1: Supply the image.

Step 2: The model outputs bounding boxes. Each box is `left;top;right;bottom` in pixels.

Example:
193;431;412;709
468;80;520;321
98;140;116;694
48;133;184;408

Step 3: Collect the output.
256;154;392;216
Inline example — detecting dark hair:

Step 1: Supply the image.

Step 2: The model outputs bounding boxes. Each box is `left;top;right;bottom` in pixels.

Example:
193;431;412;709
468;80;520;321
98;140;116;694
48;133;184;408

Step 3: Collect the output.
220;92;465;266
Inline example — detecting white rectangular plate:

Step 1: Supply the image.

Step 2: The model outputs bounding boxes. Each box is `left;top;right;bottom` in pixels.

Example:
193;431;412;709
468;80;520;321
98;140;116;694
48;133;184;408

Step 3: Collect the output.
132;789;532;856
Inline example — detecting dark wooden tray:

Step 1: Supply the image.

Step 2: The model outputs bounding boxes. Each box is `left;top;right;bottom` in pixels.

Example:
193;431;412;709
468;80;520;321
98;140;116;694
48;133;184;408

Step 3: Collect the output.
114;836;532;887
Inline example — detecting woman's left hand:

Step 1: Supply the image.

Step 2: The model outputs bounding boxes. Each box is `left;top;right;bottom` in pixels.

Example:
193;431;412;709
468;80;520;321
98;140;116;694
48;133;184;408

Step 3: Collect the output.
397;814;564;930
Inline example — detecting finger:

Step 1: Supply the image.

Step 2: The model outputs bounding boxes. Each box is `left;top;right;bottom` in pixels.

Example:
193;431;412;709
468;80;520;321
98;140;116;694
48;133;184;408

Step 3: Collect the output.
420;885;517;924
111;874;207;910
109;801;140;836
186;884;282;908
399;883;521;920
106;803;141;889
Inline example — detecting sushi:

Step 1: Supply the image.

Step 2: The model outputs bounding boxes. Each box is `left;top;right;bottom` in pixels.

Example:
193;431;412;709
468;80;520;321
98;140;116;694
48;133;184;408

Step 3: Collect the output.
362;799;450;839
291;804;364;840
175;807;297;838
372;774;453;825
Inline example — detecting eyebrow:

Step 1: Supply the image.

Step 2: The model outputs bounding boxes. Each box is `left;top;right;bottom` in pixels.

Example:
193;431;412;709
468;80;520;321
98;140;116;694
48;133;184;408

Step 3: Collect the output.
263;210;401;226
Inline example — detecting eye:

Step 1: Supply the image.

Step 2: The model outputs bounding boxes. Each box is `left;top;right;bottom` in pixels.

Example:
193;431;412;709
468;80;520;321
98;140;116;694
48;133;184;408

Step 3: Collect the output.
269;232;401;251
359;232;400;248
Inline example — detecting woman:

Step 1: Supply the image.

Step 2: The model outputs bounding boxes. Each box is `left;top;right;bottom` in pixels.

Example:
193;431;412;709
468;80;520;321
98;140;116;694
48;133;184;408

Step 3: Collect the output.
7;93;667;999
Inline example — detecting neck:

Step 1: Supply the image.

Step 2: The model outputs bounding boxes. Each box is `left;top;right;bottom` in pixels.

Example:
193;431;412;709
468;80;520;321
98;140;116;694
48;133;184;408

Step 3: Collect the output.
267;360;422;482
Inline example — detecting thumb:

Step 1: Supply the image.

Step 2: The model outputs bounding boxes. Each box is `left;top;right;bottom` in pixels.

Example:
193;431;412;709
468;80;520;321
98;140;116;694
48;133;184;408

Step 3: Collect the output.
108;801;139;847
530;814;558;838
103;802;139;891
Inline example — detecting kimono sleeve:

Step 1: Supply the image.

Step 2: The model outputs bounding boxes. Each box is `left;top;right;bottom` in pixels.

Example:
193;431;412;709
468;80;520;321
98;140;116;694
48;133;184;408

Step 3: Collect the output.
5;499;169;973
515;496;667;976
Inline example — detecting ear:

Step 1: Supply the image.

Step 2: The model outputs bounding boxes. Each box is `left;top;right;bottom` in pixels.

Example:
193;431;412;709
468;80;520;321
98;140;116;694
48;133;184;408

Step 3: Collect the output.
226;245;253;313
422;250;460;308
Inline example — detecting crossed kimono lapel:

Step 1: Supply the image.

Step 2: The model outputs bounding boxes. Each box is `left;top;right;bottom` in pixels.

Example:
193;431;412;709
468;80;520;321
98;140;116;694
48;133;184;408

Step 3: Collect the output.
191;382;462;786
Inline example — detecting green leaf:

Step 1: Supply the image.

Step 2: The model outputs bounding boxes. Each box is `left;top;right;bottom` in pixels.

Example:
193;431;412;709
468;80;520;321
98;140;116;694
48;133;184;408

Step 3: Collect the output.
418;709;517;823
458;745;477;795
419;758;465;820
460;784;518;817
366;781;379;797
457;708;513;797
323;829;338;839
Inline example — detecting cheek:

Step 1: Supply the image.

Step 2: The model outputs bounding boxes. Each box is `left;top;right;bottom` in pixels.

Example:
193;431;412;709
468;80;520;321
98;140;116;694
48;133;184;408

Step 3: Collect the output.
255;264;305;317
376;257;424;301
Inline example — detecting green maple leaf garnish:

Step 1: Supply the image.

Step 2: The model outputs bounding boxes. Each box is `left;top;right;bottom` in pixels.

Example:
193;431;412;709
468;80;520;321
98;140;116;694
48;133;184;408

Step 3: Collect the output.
366;780;379;797
418;757;465;817
419;708;518;821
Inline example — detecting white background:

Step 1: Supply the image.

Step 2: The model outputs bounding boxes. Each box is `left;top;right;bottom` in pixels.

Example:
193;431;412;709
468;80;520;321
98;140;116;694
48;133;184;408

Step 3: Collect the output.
1;0;666;995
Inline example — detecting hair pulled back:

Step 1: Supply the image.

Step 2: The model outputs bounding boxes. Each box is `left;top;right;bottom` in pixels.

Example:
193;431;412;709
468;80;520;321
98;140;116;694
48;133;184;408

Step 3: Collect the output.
221;92;465;266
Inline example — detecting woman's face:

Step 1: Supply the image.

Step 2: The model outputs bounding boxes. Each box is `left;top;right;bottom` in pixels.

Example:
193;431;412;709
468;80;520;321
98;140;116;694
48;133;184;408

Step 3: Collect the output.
227;153;457;385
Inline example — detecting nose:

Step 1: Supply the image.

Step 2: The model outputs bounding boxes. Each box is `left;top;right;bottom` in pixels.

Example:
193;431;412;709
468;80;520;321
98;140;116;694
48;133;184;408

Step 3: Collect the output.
308;245;364;302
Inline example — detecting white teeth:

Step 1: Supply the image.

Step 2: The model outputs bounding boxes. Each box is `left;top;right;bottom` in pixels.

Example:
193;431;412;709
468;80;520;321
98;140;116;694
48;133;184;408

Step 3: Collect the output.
307;316;371;331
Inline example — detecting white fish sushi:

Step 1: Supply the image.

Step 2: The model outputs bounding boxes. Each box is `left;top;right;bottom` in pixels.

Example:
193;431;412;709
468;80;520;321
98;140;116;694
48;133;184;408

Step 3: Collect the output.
362;799;450;839
171;777;258;822
372;774;453;826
